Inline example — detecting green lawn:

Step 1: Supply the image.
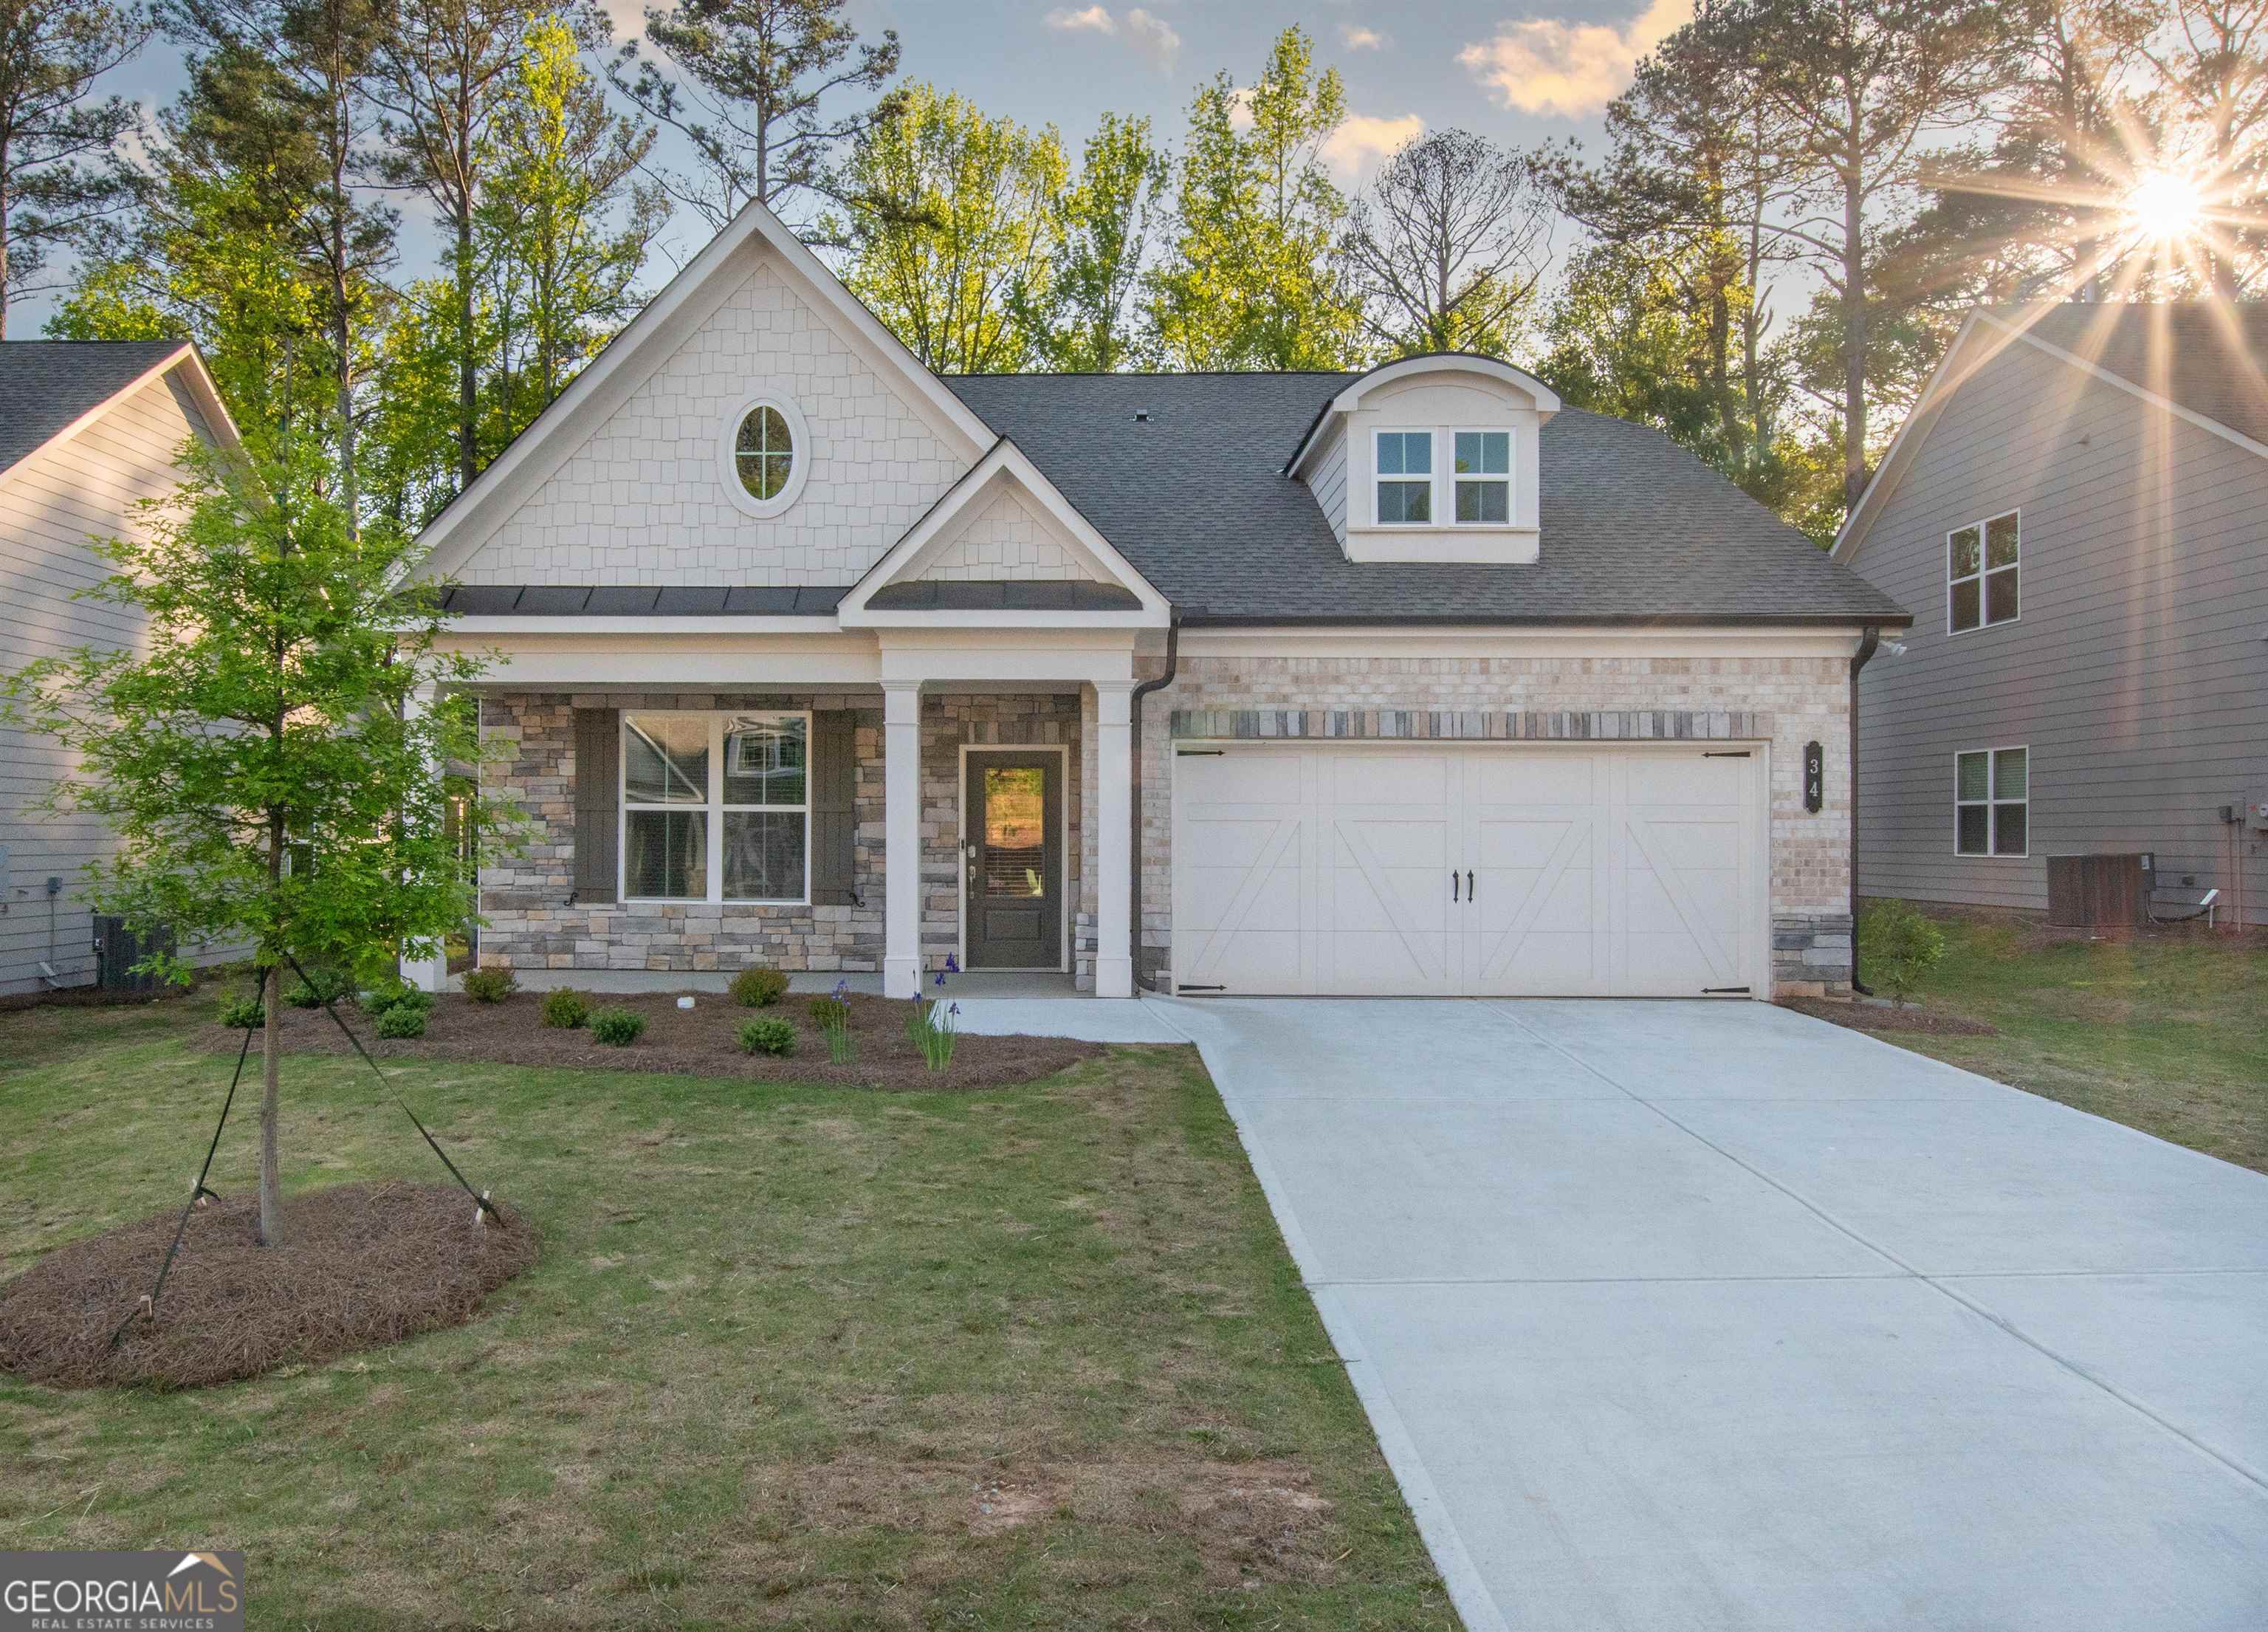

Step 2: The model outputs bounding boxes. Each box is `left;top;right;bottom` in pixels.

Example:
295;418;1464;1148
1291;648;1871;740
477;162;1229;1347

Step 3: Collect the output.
0;1001;1455;1630
1870;913;2268;1174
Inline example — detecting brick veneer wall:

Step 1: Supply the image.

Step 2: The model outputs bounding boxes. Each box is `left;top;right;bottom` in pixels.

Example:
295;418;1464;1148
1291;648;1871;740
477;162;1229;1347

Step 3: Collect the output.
477;690;1082;978
1131;653;1855;996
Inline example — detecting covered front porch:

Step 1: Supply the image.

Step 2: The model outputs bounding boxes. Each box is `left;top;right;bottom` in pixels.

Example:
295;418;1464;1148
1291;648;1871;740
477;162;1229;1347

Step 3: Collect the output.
408;630;1147;1001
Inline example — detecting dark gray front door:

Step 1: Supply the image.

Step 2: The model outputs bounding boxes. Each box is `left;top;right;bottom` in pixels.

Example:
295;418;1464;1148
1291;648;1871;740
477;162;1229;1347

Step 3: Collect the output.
964;753;1062;970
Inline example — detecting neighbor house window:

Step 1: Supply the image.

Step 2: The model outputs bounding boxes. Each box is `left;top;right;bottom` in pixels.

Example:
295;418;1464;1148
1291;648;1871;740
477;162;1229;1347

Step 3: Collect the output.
1955;746;2027;857
622;713;808;902
1375;430;1432;524
1948;510;2018;632
1454;431;1511;523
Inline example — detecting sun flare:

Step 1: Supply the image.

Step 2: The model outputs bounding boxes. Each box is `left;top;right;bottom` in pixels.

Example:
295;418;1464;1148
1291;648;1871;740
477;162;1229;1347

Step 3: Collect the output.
2123;170;2207;244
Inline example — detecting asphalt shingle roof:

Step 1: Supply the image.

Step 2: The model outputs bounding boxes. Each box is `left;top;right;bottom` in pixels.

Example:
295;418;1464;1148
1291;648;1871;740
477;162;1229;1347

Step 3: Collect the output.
2004;302;2268;448
0;340;190;479
944;370;1908;625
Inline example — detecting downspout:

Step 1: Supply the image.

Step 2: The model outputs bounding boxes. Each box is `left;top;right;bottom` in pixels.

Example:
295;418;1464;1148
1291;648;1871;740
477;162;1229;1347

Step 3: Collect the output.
1848;623;1882;996
1128;608;1181;993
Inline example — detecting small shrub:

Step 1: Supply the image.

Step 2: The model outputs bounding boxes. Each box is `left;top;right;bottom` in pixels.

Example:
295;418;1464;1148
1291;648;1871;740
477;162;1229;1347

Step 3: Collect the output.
461;967;519;1004
729;965;788;1007
1858;898;1947;1006
374;1004;428;1040
738;1016;797;1057
363;983;434;1020
590;1007;645;1046
540;988;591;1029
284;966;351;1008
216;994;265;1030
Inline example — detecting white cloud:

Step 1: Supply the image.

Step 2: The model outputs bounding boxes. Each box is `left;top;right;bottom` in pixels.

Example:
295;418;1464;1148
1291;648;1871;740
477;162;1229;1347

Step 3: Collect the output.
1126;8;1181;70
1044;4;1116;32
1324;112;1425;174
1044;4;1179;70
1457;0;1691;118
1341;24;1388;50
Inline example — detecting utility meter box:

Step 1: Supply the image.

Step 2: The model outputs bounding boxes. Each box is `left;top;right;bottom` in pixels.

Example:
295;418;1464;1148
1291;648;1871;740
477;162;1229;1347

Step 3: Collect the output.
2250;798;2268;832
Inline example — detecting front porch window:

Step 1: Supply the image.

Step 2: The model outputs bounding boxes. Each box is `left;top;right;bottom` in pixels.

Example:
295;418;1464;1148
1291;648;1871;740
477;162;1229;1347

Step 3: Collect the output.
622;712;808;903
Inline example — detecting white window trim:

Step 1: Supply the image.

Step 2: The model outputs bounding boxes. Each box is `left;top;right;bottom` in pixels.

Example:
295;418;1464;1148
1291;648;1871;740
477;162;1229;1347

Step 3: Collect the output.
721;391;812;520
1372;425;1519;529
1449;426;1513;527
1946;508;2019;635
620;710;813;905
1953;744;2030;858
1372;427;1437;527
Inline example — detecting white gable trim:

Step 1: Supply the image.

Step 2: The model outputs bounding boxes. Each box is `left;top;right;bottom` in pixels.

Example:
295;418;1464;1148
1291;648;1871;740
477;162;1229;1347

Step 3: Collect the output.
1836;306;2268;563
837;437;1169;626
413;198;996;577
0;344;243;493
1287;353;1561;478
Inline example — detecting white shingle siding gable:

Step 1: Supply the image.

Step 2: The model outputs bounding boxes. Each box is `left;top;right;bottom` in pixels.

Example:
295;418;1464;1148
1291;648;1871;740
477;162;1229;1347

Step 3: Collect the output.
913;485;1099;581
456;255;967;586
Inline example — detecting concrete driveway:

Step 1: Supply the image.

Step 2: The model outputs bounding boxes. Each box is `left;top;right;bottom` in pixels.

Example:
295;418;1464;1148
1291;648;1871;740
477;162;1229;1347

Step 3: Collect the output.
1154;997;2268;1632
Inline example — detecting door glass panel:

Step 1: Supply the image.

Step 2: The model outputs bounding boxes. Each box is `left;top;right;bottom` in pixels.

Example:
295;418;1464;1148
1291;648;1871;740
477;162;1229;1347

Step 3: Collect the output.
983;767;1047;898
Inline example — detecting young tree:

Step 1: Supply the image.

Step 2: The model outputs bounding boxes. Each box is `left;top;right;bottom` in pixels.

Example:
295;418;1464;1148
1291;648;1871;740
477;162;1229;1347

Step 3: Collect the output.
611;0;898;230
1150;25;1361;371
1;434;509;1247
1017;112;1166;371
0;0;151;335
478;13;664;418
834;82;1065;373
1341;128;1551;359
371;0;564;490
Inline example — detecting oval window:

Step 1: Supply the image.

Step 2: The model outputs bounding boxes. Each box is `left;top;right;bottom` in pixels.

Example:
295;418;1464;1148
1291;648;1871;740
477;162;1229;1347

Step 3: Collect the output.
734;405;794;501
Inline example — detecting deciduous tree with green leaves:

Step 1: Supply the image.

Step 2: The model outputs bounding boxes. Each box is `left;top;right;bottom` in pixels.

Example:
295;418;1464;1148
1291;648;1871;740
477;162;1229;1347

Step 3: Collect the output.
0;434;513;1247
1150;25;1361;371
1019;112;1167;371
834;81;1064;373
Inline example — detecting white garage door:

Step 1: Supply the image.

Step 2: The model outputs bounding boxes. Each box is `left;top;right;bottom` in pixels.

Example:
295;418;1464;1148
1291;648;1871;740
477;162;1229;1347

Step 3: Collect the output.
1171;742;1765;998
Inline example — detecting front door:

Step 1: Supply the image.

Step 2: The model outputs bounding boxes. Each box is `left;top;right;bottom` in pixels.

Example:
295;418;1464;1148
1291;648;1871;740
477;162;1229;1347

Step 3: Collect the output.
964;753;1063;970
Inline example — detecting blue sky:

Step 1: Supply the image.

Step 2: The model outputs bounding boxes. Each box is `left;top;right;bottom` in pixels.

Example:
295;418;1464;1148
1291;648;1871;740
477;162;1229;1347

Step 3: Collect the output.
29;0;1687;326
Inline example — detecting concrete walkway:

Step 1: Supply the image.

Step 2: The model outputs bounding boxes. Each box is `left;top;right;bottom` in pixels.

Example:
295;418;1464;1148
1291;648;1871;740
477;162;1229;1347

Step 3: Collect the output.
1147;997;2268;1632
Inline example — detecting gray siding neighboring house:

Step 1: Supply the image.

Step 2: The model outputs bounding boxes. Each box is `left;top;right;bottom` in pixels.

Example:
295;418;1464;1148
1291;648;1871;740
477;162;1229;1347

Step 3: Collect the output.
1836;304;2268;925
0;341;240;995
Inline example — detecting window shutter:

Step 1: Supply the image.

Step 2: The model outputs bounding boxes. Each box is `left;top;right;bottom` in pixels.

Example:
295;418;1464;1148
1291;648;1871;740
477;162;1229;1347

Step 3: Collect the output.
810;710;859;906
574;708;619;904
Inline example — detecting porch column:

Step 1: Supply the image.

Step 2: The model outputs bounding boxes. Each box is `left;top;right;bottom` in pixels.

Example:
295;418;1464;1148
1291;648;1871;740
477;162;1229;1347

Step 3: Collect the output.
882;679;924;998
1093;680;1134;998
398;683;446;994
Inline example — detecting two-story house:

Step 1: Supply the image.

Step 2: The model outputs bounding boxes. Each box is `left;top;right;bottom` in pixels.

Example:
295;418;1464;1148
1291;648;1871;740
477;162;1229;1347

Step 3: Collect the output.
1836;303;2268;927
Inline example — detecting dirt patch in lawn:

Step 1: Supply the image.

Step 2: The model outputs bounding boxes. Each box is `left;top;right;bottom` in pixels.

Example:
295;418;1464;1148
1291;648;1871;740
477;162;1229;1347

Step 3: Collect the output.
0;1180;537;1389
1780;996;1999;1037
209;990;1106;1091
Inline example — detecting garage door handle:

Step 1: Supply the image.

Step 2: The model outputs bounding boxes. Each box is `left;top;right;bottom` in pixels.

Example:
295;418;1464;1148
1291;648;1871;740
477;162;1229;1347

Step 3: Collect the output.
1451;871;1459;901
1467;870;1475;902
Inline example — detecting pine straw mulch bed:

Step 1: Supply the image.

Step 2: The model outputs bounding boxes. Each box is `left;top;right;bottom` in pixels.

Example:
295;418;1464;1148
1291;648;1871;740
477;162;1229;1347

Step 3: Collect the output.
0;1180;537;1390
1779;995;1999;1038
207;990;1107;1091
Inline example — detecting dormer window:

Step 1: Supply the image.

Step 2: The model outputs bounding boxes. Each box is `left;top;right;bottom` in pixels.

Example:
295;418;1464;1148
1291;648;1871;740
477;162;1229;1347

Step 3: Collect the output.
1375;431;1433;523
1454;431;1510;524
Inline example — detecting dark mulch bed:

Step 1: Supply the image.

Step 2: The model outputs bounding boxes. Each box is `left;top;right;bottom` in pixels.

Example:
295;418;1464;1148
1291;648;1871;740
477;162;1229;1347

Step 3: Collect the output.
213;990;1108;1090
1780;996;1999;1037
0;1181;537;1389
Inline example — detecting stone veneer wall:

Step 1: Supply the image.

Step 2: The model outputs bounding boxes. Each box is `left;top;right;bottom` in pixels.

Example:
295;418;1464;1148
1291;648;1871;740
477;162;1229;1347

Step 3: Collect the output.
1132;653;1855;996
477;690;1083;980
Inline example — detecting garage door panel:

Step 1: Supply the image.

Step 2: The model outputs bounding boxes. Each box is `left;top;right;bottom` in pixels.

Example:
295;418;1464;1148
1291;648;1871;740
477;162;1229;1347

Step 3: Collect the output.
1175;743;1762;998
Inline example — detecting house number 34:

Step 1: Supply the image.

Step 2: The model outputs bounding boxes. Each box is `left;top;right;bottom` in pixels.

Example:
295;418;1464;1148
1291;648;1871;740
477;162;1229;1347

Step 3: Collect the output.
1804;741;1824;813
